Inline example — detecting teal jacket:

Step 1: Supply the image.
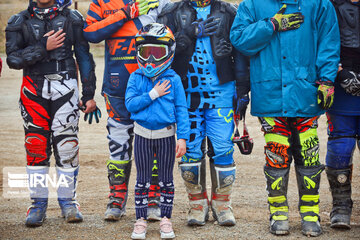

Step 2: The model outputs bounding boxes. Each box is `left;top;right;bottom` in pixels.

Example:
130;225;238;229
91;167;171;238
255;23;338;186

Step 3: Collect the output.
230;0;340;117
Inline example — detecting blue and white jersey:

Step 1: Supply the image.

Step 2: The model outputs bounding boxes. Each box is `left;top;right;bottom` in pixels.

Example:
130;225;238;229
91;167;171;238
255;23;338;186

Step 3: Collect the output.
186;5;235;109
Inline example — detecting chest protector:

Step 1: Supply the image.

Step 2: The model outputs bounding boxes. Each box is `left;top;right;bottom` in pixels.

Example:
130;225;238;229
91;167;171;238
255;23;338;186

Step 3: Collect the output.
23;10;75;61
333;0;360;48
175;0;235;59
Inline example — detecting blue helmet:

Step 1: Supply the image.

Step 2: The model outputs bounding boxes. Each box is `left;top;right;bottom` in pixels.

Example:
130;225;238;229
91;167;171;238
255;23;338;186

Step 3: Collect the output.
135;23;175;78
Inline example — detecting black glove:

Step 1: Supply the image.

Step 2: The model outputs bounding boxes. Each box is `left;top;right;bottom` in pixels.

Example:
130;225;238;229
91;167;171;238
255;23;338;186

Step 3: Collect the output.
338;69;360;96
187;16;220;38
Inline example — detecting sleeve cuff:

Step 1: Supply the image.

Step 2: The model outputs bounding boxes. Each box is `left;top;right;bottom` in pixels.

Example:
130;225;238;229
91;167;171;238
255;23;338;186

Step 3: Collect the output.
149;88;160;100
176;133;189;141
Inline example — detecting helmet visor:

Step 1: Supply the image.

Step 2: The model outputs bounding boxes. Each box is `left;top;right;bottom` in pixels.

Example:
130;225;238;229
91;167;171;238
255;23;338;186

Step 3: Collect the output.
138;44;169;62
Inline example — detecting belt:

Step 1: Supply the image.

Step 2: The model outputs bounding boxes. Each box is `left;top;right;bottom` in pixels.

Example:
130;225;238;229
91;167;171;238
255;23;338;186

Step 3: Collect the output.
24;58;77;76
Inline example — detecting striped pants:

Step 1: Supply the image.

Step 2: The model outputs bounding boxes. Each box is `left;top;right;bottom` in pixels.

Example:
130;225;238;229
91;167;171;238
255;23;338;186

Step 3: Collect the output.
134;134;175;219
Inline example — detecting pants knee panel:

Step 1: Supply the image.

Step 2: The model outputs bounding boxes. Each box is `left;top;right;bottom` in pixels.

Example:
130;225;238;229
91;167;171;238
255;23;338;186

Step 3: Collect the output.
107;118;134;161
53;135;79;168
25;132;51;166
326;137;356;168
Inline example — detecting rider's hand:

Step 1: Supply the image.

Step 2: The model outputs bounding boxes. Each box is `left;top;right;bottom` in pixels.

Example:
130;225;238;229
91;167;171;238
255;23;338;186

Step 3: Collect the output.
44;29;66;51
154;80;171;97
80;99;96;113
316;80;334;110
80;100;102;124
121;1;140;20
270;4;304;32
187;16;220;38
136;0;159;15
176;139;186;158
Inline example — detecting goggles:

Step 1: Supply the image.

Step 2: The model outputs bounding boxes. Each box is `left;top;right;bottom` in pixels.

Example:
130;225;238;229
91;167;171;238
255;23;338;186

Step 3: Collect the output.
137;44;169;62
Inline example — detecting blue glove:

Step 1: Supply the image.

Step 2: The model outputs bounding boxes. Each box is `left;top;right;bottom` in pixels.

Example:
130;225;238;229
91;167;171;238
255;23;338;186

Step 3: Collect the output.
84;106;102;124
189;16;220;38
234;94;249;120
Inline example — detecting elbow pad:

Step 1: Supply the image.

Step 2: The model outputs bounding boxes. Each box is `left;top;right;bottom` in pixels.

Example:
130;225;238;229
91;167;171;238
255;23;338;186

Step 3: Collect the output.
22;44;47;66
7;52;25;70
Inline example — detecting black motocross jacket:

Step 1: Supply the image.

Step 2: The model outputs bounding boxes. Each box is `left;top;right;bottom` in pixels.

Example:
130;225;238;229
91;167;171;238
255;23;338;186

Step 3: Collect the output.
157;0;249;96
5;6;96;104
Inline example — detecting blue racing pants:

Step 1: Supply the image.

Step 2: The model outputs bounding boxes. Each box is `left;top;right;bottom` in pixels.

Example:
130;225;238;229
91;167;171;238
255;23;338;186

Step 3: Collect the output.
181;108;234;165
326;113;360;169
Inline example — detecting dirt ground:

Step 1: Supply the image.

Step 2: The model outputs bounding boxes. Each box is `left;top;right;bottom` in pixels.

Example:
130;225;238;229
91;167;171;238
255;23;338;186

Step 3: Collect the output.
0;56;359;240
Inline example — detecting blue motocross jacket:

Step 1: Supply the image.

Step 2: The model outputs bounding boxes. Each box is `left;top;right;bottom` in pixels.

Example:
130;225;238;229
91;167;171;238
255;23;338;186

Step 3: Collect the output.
230;0;340;117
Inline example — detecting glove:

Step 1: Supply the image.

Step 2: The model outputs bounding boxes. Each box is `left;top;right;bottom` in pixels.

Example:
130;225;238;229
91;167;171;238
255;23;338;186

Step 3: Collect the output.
136;0;159;15
83;106;102;124
338;70;360;96
270;4;304;32
234;93;249;120
187;16;220;38
316;80;334;110
121;1;140;20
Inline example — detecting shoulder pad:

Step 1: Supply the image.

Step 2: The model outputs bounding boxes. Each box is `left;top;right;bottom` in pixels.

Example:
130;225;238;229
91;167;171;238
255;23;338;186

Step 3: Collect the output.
158;2;180;17
69;9;84;22
221;1;237;16
6;11;27;31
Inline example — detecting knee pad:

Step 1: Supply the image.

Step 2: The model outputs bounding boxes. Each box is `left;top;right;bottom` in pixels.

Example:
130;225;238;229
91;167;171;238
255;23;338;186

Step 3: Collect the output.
107;118;133;161
25;132;51;166
264;141;291;168
326;136;356;168
207;138;234;165
53;135;79;168
179;160;206;195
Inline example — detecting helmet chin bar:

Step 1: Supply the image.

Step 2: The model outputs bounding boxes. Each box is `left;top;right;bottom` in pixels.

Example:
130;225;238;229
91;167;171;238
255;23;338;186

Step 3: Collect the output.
138;53;174;79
